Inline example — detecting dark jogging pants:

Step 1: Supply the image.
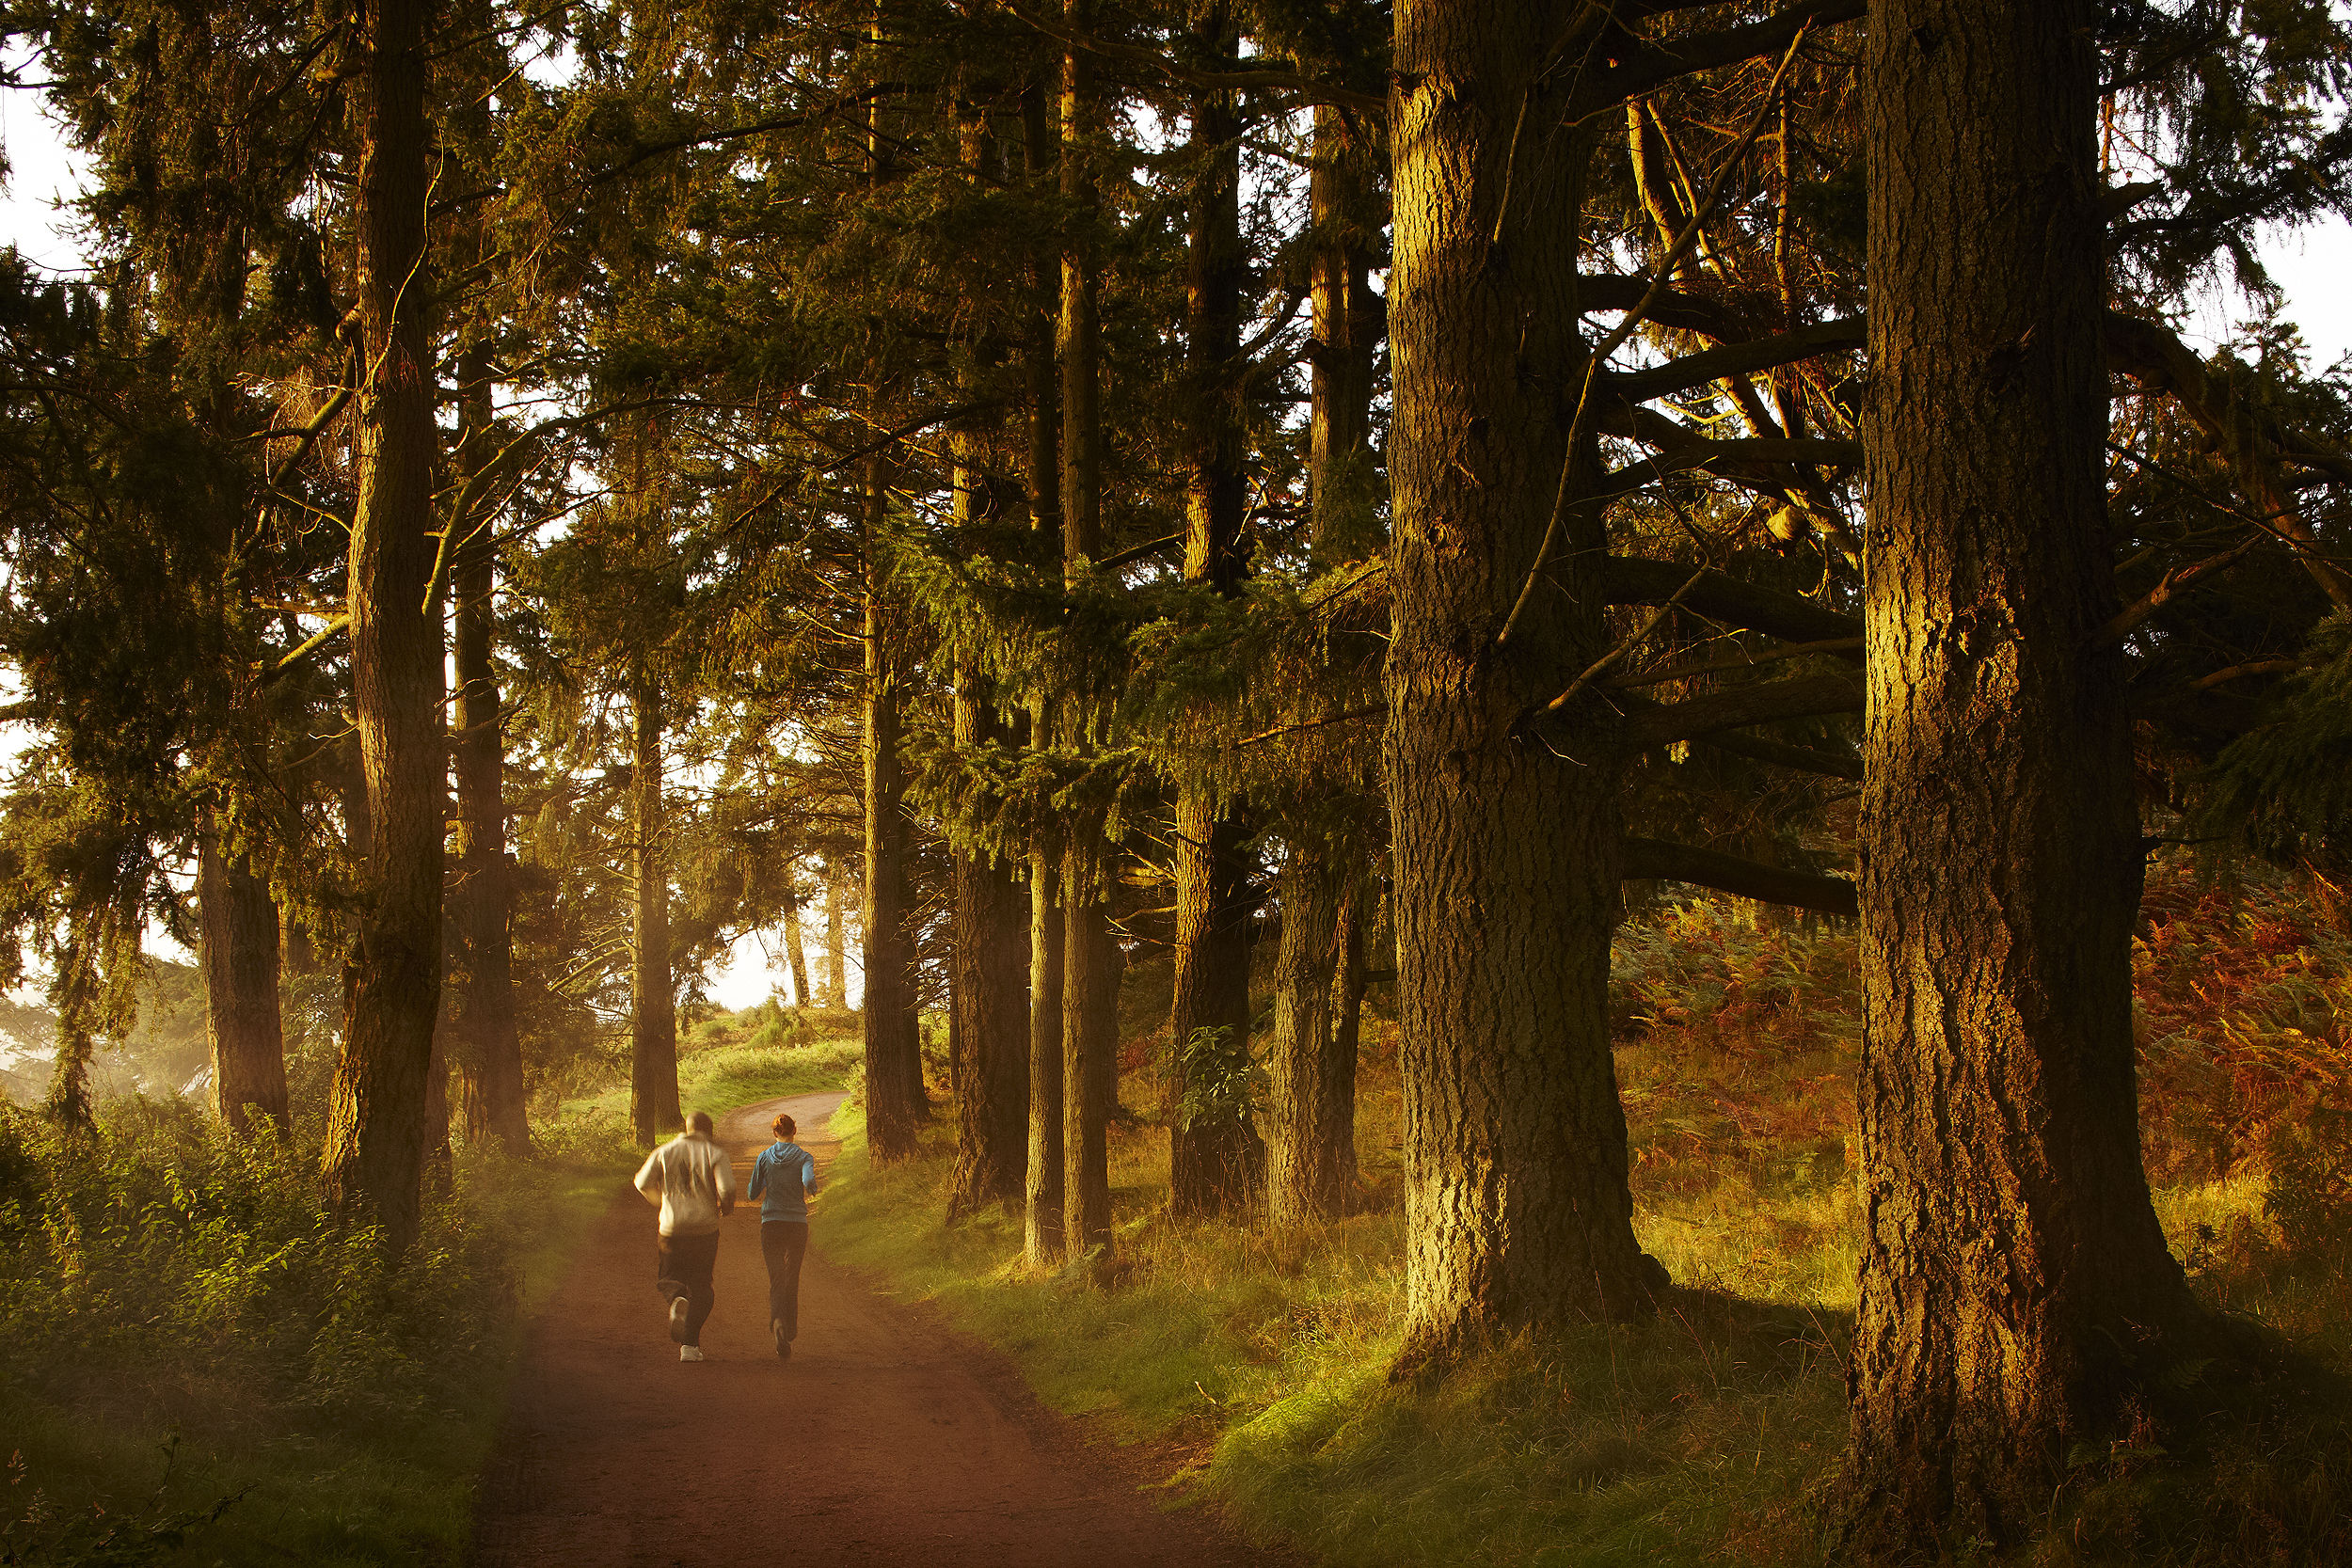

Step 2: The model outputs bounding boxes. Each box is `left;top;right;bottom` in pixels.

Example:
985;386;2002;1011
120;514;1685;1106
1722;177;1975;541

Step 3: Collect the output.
760;1220;809;1341
656;1230;720;1347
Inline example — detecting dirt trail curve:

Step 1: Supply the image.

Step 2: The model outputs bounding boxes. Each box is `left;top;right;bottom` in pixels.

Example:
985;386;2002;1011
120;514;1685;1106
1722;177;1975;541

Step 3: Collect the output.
474;1092;1297;1567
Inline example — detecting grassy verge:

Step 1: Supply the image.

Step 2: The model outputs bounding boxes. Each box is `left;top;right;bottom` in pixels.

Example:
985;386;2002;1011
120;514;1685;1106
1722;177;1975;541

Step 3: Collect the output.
817;866;2352;1567
1;1016;863;1566
818;1085;1851;1566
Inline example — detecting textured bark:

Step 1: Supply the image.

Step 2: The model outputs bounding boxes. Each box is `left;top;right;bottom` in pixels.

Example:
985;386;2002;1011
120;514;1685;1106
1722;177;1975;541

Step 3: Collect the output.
1167;22;1263;1217
321;0;445;1252
782;885;813;1006
823;868;849;1008
1025;824;1067;1265
1383;0;1651;1354
1263;98;1385;1227
199;826;287;1134
862;451;927;1162
1055;5;1114;1260
1022;80;1066;1264
628;675;679;1146
1168;799;1261;1213
951;836;1029;1215
1263;853;1359;1224
1061;835;1118;1256
448;341;528;1155
947;420;1031;1219
1847;1;2207;1549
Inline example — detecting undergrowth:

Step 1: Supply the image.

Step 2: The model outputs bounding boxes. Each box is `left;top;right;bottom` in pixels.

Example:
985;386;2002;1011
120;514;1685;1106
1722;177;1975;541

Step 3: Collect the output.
0;1006;861;1565
818;854;2352;1567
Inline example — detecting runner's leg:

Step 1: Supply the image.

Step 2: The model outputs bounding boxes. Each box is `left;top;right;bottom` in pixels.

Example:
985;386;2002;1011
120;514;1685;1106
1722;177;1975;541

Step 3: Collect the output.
678;1232;721;1346
775;1222;808;1341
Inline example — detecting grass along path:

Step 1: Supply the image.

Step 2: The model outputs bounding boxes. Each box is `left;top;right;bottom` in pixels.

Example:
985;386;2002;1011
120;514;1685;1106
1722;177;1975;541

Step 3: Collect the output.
0;1028;863;1567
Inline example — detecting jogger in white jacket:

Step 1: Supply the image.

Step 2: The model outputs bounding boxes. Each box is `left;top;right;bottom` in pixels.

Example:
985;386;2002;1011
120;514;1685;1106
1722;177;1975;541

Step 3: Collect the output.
632;1112;736;1361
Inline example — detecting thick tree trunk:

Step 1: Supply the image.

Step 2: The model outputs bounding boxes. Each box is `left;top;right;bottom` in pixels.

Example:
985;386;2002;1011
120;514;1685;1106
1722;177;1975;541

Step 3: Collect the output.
947;420;1031;1218
1166;13;1263;1218
199;824;287;1134
951;837;1030;1216
782;882;813;1006
1263;95;1385;1225
1168;802;1261;1212
1847;1;2207;1548
863;451;927;1161
448;341;528;1155
1263;854;1360;1223
628;674;678;1146
823;867;849;1008
1383;0;1651;1355
321;0;445;1252
1025;825;1067;1264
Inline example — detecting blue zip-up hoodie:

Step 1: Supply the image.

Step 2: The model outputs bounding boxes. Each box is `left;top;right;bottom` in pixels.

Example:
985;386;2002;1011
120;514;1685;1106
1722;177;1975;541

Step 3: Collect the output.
749;1140;818;1223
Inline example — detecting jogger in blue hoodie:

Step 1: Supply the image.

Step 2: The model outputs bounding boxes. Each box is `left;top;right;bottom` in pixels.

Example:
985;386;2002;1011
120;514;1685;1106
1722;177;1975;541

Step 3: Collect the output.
747;1111;820;1360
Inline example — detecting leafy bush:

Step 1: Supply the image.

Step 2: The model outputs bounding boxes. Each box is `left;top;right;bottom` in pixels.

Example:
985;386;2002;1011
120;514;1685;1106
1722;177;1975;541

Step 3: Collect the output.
0;1099;515;1430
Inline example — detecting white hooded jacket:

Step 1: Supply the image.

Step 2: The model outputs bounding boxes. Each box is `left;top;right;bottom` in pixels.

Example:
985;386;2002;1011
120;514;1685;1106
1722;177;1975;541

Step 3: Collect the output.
632;1130;737;1236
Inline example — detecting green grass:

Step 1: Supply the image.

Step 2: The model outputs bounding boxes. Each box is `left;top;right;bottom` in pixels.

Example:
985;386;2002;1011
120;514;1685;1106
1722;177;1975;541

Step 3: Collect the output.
2;1014;865;1566
815;871;2352;1568
818;1090;1854;1567
533;1033;865;1164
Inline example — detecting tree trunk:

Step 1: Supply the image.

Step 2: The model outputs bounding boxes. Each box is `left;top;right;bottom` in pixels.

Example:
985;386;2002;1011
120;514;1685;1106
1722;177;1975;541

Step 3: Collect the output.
43;939;101;1132
1263;854;1360;1223
1168;800;1261;1212
322;0;445;1253
628;673;678;1146
1261;92;1384;1226
1166;9;1263;1218
1061;834;1118;1257
199;823;287;1134
863;448;927;1161
448;339;528;1155
1383;0;1651;1357
1053;4;1116;1261
1025;823;1067;1264
823;866;849;1008
1309;102;1381;570
782;879;813;1006
1846;1;2207;1548
1021;68;1068;1269
947;403;1032;1218
950;829;1030;1217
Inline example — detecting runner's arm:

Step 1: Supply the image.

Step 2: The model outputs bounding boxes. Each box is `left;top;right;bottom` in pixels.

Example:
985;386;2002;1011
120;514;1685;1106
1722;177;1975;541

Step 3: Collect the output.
631;1148;663;1206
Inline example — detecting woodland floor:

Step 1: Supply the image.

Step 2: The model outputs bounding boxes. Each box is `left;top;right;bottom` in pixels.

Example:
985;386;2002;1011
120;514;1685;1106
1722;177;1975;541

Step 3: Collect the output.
471;1090;1295;1567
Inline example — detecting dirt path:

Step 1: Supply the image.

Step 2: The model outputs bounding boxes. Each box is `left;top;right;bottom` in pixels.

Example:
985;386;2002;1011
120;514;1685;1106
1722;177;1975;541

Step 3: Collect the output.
474;1092;1296;1567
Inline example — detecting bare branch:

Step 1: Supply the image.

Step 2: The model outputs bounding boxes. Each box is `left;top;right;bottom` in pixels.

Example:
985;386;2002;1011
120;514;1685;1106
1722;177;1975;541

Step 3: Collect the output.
1622;835;1856;917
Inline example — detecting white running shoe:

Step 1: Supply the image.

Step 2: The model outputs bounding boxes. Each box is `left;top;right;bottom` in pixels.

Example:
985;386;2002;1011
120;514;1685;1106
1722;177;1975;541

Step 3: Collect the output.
667;1294;691;1343
679;1345;706;1363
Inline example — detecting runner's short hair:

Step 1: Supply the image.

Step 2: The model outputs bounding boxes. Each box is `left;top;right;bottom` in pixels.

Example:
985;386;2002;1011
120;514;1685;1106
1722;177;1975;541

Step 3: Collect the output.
772;1112;797;1138
688;1110;713;1134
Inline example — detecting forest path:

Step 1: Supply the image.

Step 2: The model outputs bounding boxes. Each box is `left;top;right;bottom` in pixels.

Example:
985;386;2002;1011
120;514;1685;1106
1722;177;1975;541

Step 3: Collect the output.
472;1089;1294;1567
